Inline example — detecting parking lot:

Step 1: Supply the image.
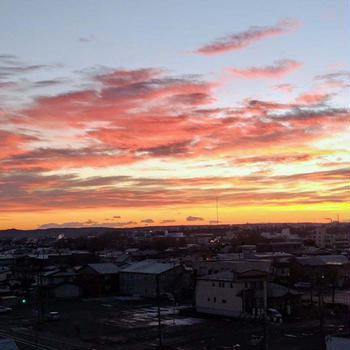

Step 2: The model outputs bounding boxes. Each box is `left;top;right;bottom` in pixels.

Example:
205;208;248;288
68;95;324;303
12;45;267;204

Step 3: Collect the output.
0;297;348;350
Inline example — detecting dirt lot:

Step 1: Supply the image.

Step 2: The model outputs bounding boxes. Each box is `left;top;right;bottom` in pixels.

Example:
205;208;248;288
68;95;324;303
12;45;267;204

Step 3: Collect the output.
0;297;349;350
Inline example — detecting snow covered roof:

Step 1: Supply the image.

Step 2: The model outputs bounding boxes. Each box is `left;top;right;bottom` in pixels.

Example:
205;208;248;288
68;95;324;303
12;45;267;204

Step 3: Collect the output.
120;260;178;274
296;255;348;266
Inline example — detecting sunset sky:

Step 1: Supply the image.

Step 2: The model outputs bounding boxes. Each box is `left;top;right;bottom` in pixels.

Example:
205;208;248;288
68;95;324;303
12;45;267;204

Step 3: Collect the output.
0;0;349;230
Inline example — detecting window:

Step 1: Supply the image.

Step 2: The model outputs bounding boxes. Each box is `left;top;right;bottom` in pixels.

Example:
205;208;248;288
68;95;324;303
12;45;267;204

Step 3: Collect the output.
222;299;227;303
230;283;233;288
214;297;216;303
208;297;210;301
212;282;215;287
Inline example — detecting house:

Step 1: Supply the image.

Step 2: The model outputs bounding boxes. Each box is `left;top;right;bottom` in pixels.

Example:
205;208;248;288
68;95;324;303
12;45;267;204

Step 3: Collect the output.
257;242;303;253
195;268;268;318
40;268;77;287
39;268;81;298
0;267;12;282
292;255;349;288
259;282;303;316
78;263;119;296
194;259;271;277
119;260;185;298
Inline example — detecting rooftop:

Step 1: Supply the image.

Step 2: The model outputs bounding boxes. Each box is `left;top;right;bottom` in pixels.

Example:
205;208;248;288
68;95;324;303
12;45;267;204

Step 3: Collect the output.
87;263;119;274
120;260;179;274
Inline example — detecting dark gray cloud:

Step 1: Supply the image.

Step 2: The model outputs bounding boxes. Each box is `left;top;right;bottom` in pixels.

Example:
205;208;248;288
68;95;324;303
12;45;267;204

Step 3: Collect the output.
314;71;350;81
114;221;137;227
141;218;154;223
186;216;204;221
78;35;96;42
160;219;176;224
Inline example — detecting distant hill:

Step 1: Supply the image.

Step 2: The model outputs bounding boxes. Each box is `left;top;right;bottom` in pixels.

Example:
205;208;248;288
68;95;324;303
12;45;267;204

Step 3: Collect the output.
0;227;118;240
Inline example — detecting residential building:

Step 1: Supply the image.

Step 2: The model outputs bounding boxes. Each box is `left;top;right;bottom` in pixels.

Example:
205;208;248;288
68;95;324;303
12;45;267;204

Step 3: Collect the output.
78;263;119;296
195;268;268;318
119;260;185;298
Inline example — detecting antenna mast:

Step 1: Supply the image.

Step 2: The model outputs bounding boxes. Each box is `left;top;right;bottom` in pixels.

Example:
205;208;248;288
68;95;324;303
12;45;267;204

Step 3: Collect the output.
216;197;219;225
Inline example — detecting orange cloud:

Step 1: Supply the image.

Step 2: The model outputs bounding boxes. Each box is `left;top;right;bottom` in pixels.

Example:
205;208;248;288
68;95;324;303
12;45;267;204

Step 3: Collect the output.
1;65;349;227
227;59;303;79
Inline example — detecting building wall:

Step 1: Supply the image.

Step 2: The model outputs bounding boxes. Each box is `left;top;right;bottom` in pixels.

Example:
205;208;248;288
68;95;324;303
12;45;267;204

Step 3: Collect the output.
120;272;157;297
194;261;238;277
52;284;80;298
119;266;184;298
195;279;244;317
311;228;349;249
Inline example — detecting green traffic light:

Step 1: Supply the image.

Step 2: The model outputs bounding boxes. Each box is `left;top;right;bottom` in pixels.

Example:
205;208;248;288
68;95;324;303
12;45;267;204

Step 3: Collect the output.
21;298;27;303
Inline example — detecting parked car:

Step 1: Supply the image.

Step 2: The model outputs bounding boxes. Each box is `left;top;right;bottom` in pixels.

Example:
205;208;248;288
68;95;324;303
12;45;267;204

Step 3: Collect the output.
159;293;175;302
248;335;262;346
266;308;283;323
294;282;311;289
47;311;60;321
0;305;12;313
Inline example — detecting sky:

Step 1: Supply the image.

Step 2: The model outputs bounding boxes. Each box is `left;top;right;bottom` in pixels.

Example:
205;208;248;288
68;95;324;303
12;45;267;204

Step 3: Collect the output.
0;0;349;230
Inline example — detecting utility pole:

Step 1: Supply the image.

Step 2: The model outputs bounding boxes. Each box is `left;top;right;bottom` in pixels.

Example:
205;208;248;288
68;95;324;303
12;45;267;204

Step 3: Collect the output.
262;284;268;350
319;275;326;350
242;287;246;350
156;274;163;349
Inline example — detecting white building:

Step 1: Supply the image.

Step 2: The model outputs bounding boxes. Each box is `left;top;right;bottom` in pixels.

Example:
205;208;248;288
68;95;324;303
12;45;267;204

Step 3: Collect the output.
311;227;350;249
195;268;268;318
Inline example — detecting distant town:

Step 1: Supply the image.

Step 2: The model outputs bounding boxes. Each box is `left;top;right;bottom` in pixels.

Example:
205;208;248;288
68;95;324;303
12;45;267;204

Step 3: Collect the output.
0;221;349;349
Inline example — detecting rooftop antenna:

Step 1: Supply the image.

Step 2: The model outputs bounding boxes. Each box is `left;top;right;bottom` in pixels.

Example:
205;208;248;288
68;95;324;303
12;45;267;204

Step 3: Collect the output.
216;197;219;225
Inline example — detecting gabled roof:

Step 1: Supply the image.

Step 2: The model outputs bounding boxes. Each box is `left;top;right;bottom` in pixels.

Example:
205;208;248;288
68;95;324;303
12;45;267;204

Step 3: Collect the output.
296;255;348;266
267;282;303;298
120;260;178;274
42;269;76;277
87;263;119;274
318;255;348;265
199;271;234;281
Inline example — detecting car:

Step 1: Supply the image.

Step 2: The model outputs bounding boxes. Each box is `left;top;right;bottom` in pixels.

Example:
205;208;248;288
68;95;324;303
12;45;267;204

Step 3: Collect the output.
266;308;283;323
248;335;262;346
294;282;311;289
47;311;60;320
0;305;12;313
159;293;175;302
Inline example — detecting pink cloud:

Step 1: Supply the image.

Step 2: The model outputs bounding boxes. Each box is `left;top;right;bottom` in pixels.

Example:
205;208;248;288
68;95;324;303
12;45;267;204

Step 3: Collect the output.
227;59;303;79
191;18;300;55
271;83;297;93
295;91;329;105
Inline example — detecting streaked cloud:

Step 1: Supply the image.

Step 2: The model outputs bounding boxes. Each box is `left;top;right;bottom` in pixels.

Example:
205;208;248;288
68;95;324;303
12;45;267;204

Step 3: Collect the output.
186;216;204;221
191;18;300;55
227;59;302;79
